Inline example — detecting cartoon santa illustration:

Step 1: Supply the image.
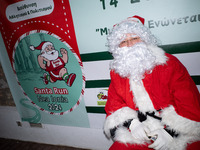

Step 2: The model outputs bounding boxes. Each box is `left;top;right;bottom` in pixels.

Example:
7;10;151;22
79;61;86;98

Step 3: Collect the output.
30;41;76;86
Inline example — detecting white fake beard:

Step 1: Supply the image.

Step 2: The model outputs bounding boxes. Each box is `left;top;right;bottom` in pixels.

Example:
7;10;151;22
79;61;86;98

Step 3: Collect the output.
110;43;156;81
41;50;59;61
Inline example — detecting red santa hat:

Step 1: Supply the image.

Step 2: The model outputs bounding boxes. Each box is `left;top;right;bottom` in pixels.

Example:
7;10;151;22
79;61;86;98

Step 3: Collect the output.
113;15;145;27
30;41;53;53
127;15;145;25
108;15;158;52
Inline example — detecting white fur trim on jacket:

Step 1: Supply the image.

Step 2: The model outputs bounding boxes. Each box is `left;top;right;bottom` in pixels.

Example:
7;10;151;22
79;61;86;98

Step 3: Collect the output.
114;126;150;145
103;107;151;145
161;105;200;136
161;105;200;149
103;107;137;139
129;79;156;113
129;45;167;113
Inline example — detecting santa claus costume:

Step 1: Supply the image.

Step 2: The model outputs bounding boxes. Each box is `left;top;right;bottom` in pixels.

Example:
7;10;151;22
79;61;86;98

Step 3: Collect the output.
103;16;200;150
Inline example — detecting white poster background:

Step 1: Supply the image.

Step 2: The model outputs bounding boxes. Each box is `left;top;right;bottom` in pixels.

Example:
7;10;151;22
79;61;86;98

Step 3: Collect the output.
69;0;200;54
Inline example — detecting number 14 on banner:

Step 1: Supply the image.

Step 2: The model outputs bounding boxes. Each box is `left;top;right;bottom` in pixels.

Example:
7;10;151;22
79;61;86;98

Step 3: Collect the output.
100;0;140;10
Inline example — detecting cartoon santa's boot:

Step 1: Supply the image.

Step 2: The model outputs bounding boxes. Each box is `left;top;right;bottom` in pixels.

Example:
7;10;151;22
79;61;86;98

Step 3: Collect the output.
62;73;76;87
43;73;50;85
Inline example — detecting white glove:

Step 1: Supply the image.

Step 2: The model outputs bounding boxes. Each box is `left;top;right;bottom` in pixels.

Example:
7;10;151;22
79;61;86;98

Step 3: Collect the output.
148;129;173;150
129;119;150;141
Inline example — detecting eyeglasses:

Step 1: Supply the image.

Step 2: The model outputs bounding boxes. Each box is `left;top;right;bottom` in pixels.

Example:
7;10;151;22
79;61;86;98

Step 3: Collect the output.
119;37;141;48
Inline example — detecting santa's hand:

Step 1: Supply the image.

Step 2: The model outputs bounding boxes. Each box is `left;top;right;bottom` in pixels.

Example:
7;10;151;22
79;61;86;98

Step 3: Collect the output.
129;119;150;141
42;57;49;62
38;54;50;68
60;48;67;55
148;129;173;150
41;56;50;66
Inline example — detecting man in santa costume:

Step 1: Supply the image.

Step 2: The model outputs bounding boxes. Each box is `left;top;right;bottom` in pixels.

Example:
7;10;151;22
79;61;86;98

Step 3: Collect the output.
103;15;200;150
30;41;76;86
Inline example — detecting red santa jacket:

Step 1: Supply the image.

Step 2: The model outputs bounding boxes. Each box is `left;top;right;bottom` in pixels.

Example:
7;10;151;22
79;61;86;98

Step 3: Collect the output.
103;45;200;149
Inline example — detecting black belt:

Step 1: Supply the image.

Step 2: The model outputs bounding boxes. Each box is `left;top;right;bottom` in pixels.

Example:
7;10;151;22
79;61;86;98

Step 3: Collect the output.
138;110;162;122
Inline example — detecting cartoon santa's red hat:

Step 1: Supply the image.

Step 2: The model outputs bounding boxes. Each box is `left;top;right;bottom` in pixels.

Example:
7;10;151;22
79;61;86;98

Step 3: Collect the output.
30;41;53;52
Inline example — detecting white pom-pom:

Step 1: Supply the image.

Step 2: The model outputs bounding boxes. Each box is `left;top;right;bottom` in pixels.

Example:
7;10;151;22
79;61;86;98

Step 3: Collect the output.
30;45;35;51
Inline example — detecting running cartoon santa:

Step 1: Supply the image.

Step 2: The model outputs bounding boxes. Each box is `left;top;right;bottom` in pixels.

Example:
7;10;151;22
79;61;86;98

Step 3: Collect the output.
30;41;76;86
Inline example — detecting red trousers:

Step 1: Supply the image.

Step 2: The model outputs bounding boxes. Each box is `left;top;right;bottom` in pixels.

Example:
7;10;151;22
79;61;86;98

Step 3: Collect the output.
109;141;200;150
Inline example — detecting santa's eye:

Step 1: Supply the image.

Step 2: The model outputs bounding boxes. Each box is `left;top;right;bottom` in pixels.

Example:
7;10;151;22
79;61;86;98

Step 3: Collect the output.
119;40;127;46
130;37;139;41
121;41;126;44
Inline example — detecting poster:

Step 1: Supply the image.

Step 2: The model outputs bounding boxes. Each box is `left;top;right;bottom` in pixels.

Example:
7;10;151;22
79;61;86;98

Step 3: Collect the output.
0;0;89;127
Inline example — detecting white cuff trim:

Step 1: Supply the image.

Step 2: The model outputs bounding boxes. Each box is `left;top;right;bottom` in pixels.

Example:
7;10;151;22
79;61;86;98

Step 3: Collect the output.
161;105;200;136
103;107;137;138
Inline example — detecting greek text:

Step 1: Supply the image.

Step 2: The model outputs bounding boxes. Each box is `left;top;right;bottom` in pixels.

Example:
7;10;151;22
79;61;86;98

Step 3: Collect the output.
148;14;200;28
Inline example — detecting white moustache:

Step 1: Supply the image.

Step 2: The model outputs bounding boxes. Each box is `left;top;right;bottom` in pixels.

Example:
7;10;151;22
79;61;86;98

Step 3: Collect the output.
46;50;57;55
42;50;59;61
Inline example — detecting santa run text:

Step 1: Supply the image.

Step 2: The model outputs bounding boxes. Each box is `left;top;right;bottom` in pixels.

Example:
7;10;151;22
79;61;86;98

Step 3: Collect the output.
34;87;69;95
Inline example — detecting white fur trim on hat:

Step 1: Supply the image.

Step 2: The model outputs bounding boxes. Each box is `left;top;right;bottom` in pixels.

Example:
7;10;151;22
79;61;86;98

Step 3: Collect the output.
29;41;53;52
42;42;53;51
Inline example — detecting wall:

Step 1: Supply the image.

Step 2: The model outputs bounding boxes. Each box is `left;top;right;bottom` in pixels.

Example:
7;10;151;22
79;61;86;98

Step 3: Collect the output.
0;0;200;150
0;106;112;150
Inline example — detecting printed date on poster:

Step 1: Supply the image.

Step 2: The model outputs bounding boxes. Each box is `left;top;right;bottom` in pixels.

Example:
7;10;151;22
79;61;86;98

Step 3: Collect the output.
99;0;140;10
37;95;68;111
48;104;62;111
